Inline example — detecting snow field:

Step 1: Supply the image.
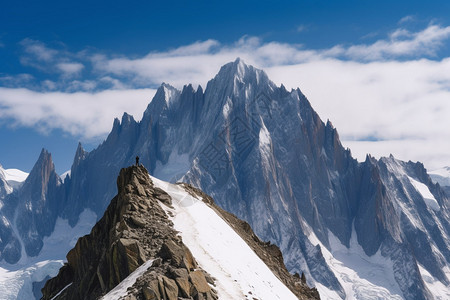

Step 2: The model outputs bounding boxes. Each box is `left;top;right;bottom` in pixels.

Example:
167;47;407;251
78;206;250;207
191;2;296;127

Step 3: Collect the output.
151;176;298;300
307;225;403;300
408;176;440;211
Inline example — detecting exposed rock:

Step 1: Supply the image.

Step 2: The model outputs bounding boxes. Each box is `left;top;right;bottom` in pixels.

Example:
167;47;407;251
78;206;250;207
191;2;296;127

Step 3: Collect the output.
143;281;160;300
190;270;211;293
161;276;178;300
131;215;146;227
42;165;171;299
158;240;197;270
175;276;191;298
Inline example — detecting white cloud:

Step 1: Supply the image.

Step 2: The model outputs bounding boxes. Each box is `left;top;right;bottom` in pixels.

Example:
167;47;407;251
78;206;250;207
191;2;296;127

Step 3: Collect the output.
0;88;155;139
56;62;84;76
399;15;415;24
3;23;450;168
338;24;450;60
20;39;58;62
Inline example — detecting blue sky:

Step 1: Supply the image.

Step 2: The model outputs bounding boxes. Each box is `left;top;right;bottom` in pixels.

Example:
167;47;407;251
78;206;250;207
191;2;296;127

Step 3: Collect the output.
1;0;450;174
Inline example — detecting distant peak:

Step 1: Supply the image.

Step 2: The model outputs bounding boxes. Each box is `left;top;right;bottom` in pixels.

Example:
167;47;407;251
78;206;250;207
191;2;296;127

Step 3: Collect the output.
27;148;56;183
217;58;252;79
73;142;87;167
121;112;135;125
155;82;180;105
38;148;51;160
212;58;272;89
75;142;86;156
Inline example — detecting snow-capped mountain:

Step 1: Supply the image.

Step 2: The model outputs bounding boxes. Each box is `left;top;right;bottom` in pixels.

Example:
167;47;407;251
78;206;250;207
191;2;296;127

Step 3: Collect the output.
41;165;319;299
0;165;28;199
0;59;449;299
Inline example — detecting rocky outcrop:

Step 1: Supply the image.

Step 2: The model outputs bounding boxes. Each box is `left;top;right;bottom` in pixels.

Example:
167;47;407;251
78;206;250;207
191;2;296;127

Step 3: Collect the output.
41;165;219;300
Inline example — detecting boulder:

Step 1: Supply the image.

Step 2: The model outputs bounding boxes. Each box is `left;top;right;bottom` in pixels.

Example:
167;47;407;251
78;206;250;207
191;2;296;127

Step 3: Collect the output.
189;270;211;293
159;240;197;270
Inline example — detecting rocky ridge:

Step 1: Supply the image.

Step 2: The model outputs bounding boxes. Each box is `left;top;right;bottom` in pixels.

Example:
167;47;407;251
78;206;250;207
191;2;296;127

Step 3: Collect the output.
42;165;319;299
41;165;217;300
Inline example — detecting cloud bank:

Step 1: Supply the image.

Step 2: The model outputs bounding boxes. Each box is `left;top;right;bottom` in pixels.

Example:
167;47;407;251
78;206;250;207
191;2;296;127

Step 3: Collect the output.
1;22;450;169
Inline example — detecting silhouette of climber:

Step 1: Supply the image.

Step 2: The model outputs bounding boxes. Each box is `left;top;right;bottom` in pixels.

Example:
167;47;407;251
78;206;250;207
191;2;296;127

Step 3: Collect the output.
135;156;140;166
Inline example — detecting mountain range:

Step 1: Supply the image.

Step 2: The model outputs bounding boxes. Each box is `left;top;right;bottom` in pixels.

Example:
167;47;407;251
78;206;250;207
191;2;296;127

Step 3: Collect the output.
0;59;449;299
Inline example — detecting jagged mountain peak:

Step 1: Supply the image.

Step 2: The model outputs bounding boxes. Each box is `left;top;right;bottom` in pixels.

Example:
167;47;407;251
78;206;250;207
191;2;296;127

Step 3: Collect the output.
26;148;57;185
210;58;273;91
72;142;87;166
121;112;136;126
157;82;181;105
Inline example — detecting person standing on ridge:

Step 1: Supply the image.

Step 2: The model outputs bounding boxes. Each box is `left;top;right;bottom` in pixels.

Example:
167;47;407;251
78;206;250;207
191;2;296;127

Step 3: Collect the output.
136;156;140;166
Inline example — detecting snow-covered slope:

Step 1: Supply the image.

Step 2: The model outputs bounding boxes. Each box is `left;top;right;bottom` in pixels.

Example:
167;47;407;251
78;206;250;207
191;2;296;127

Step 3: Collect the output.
152;176;299;300
4;168;29;183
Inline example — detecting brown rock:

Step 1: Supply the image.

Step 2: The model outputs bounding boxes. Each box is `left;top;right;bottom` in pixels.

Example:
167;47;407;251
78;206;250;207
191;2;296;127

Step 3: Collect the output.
175;276;191;298
189;270;211;293
159;240;197;270
143;280;160;300
171;267;189;278
157;276;167;299
162;276;178;300
131;215;146;227
118;238;147;273
153;187;172;205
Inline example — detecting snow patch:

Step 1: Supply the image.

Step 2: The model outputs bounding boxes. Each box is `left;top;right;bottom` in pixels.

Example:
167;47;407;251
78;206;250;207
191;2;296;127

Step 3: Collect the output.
223;97;232;119
4;169;28;183
50;282;72;300
152;176;298;300
307;226;403;300
418;264;450;300
259;122;272;171
101;259;154;300
60;170;71;181
408;176;440;211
